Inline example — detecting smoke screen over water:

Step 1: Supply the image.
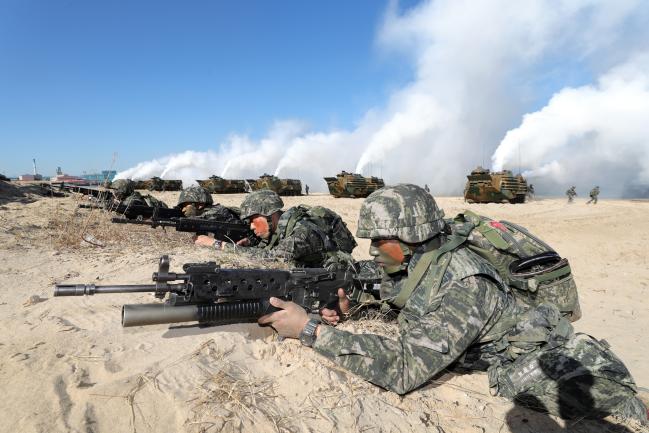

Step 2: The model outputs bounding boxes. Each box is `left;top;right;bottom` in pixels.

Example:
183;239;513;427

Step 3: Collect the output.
116;1;649;198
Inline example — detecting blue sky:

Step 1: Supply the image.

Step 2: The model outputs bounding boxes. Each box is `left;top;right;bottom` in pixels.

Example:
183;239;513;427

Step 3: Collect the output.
0;0;416;176
2;0;647;198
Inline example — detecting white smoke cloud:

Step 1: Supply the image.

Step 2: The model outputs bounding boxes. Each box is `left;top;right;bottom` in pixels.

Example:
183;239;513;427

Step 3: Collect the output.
116;0;649;196
492;52;649;196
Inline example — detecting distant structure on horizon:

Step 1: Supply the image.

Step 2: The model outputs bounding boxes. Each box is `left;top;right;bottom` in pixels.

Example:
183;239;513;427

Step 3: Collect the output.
18;158;43;181
49;168;116;185
81;170;117;184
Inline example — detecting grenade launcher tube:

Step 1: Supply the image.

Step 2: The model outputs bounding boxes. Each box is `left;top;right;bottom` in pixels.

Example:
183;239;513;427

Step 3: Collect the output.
122;300;279;327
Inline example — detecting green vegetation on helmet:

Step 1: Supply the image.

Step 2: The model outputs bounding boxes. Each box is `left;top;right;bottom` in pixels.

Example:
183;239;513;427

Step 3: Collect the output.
177;186;214;207
356;184;445;243
112;179;135;200
240;190;284;219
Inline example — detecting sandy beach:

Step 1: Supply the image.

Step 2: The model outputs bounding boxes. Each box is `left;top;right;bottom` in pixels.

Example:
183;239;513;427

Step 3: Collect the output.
0;185;647;433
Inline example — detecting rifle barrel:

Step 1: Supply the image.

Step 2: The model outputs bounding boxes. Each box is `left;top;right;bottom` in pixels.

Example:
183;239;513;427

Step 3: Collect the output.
111;217;156;226
54;284;158;296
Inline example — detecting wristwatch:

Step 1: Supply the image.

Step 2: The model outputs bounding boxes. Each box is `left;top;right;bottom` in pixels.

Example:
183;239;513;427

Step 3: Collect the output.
299;318;320;347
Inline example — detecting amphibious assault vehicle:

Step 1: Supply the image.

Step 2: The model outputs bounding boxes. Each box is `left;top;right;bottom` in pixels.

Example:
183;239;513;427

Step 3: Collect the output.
464;167;527;204
134;177;183;191
324;171;385;198
197;176;248;194
246;174;302;196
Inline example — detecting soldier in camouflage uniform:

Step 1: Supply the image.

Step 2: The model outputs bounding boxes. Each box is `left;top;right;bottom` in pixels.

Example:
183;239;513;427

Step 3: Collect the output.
586;186;600;205
195;190;350;268
177;185;243;223
112;179;168;208
111;179;135;202
259;184;647;423
566;186;577;203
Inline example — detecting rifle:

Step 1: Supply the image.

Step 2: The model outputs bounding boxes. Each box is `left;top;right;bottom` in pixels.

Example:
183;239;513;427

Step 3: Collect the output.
79;202;184;220
53;255;381;327
64;184;112;199
111;215;253;242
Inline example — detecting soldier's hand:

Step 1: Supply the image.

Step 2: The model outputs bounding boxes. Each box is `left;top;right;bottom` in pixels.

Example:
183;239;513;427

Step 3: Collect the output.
236;237;251;246
320;288;350;326
258;297;309;339
194;235;216;248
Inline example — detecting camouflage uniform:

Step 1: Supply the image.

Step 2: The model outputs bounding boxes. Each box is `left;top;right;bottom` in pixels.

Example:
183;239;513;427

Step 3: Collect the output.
111;179;168;208
223;190;350;268
122;191;168;208
178;185;243;224
111;179;136;201
566;186;577;203
178;186;214;217
313;184;646;422
586;186;600;205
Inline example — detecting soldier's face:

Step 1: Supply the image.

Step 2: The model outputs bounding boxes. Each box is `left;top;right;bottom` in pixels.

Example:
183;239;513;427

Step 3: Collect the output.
250;215;271;239
369;239;407;273
182;204;197;217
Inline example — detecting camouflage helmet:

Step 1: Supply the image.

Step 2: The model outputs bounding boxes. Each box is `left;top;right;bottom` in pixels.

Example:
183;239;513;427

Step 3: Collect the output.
177;186;213;206
240;190;284;219
356;184;445;243
111;179;135;199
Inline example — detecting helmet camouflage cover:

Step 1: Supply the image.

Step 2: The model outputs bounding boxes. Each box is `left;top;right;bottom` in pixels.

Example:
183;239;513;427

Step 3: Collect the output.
111;179;135;199
240;190;284;219
356;184;445;243
177;186;214;206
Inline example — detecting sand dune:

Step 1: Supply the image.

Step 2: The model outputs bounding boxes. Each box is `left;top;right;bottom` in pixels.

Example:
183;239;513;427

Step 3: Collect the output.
0;188;646;432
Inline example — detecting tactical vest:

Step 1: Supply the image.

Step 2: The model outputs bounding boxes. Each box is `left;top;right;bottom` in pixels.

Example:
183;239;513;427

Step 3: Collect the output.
386;210;580;322
281;205;357;253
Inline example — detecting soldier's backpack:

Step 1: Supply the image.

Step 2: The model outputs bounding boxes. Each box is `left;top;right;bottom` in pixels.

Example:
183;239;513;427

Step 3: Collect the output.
448;210;581;321
284;205;357;254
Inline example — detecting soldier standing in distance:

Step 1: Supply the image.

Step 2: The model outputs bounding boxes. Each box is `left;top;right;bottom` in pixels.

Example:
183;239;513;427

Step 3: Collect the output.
586;186;600;204
566;186;577;203
258;184;647;424
305;184;309;195
527;184;535;200
424;184;430;193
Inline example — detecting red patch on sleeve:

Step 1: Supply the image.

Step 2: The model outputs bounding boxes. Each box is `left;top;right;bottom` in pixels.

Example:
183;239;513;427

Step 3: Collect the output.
490;221;507;231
